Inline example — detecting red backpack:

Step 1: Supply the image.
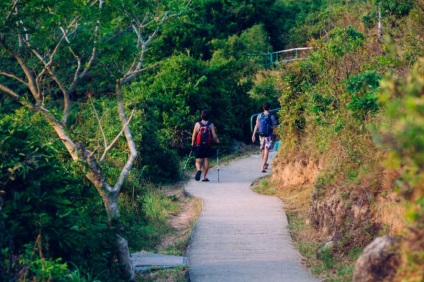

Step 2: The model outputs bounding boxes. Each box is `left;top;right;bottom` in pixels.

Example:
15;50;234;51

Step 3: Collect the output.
195;121;212;147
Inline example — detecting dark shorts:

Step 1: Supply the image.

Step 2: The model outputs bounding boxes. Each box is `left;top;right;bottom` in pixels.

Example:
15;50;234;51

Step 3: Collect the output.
194;146;213;159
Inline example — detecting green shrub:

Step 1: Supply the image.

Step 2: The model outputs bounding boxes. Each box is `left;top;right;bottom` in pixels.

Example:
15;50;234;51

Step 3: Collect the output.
345;71;382;119
310;93;336;119
375;0;414;18
0;111;120;281
378;58;424;280
328;26;364;57
362;12;377;28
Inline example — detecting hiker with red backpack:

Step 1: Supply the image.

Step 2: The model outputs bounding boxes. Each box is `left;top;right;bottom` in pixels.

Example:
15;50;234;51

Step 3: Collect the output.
252;102;277;173
191;109;219;182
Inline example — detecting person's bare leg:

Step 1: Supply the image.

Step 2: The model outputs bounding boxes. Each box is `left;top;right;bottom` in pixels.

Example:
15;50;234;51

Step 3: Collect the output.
195;158;203;172
260;148;266;171
194;158;203;181
203;158;209;180
262;148;269;171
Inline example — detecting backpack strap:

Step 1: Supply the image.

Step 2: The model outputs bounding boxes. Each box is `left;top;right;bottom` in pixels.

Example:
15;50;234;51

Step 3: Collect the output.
199;121;211;128
258;112;270;119
196;121;211;138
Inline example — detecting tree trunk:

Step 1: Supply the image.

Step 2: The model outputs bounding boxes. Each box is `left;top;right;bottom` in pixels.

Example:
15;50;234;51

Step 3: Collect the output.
77;142;136;280
116;234;135;280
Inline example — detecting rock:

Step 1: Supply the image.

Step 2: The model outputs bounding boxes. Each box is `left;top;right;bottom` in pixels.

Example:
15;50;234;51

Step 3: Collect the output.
353;235;400;282
316;240;335;260
131;252;188;273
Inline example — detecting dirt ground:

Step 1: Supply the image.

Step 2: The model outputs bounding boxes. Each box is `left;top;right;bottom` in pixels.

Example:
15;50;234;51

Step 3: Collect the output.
157;183;202;253
136;184;201;281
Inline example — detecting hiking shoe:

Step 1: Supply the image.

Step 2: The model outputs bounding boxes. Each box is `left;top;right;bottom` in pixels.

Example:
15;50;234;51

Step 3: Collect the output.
195;170;202;181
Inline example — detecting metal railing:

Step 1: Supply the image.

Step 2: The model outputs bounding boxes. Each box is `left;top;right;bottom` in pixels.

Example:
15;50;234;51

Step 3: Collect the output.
250;108;281;132
249;47;313;68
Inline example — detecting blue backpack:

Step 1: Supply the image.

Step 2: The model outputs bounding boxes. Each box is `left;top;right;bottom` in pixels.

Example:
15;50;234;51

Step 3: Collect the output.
257;113;272;137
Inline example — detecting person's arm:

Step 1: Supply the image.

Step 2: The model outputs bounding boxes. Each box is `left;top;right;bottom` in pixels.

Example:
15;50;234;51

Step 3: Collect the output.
252;115;259;142
211;124;219;144
192;122;200;147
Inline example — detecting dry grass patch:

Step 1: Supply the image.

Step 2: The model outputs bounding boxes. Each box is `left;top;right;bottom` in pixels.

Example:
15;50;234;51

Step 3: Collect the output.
372;195;405;235
156;186;202;254
136;183;202;281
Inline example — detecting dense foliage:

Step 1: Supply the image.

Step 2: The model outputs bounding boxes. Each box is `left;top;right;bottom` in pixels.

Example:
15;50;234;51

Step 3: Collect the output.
378;59;424;280
272;0;424;280
1;0;423;280
0;110;119;280
0;0;297;280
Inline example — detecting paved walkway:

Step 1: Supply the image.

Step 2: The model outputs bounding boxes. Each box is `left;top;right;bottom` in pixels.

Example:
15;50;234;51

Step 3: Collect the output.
185;152;319;282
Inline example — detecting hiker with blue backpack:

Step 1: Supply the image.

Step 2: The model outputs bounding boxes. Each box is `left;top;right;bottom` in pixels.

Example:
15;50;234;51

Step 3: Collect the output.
252;102;277;173
191;109;219;182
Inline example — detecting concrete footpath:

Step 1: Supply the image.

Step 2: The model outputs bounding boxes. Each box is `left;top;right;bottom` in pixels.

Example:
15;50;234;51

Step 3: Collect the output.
185;152;320;282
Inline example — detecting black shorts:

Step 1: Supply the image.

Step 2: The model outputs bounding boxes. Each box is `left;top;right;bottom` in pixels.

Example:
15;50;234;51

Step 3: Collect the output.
194;146;213;159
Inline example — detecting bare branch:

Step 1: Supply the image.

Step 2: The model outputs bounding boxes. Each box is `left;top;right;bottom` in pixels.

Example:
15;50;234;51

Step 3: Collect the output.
30;49;71;122
0;39;40;102
39;111;79;161
24;17;78;69
113;138;137;194
0;71;28;86
112;84;137;193
120;63;158;85
64;16;101;120
23;18;79;124
67;26;98;92
35;68;47;96
0;83;79;162
3;0;19;25
111;0;192;193
48;18;79;65
80;44;97;78
89;146;101;158
100;108;136;163
122;9;170;82
23;36;67;81
0;83;22;101
90;100;108;156
60;27;71;43
69;48;83;89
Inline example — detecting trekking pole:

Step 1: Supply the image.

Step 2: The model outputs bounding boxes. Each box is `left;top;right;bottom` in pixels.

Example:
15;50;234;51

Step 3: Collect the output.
217;146;220;183
183;150;193;171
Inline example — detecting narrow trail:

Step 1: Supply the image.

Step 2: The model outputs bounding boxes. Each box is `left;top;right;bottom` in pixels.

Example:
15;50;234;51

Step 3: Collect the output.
185;152;320;282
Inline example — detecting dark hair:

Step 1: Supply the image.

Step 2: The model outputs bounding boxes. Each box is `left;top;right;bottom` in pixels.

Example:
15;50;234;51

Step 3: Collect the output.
201;109;210;120
263;102;271;111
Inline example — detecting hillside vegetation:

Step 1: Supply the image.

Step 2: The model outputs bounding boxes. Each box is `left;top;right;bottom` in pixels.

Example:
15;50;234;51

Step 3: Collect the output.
0;0;423;280
268;0;424;281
